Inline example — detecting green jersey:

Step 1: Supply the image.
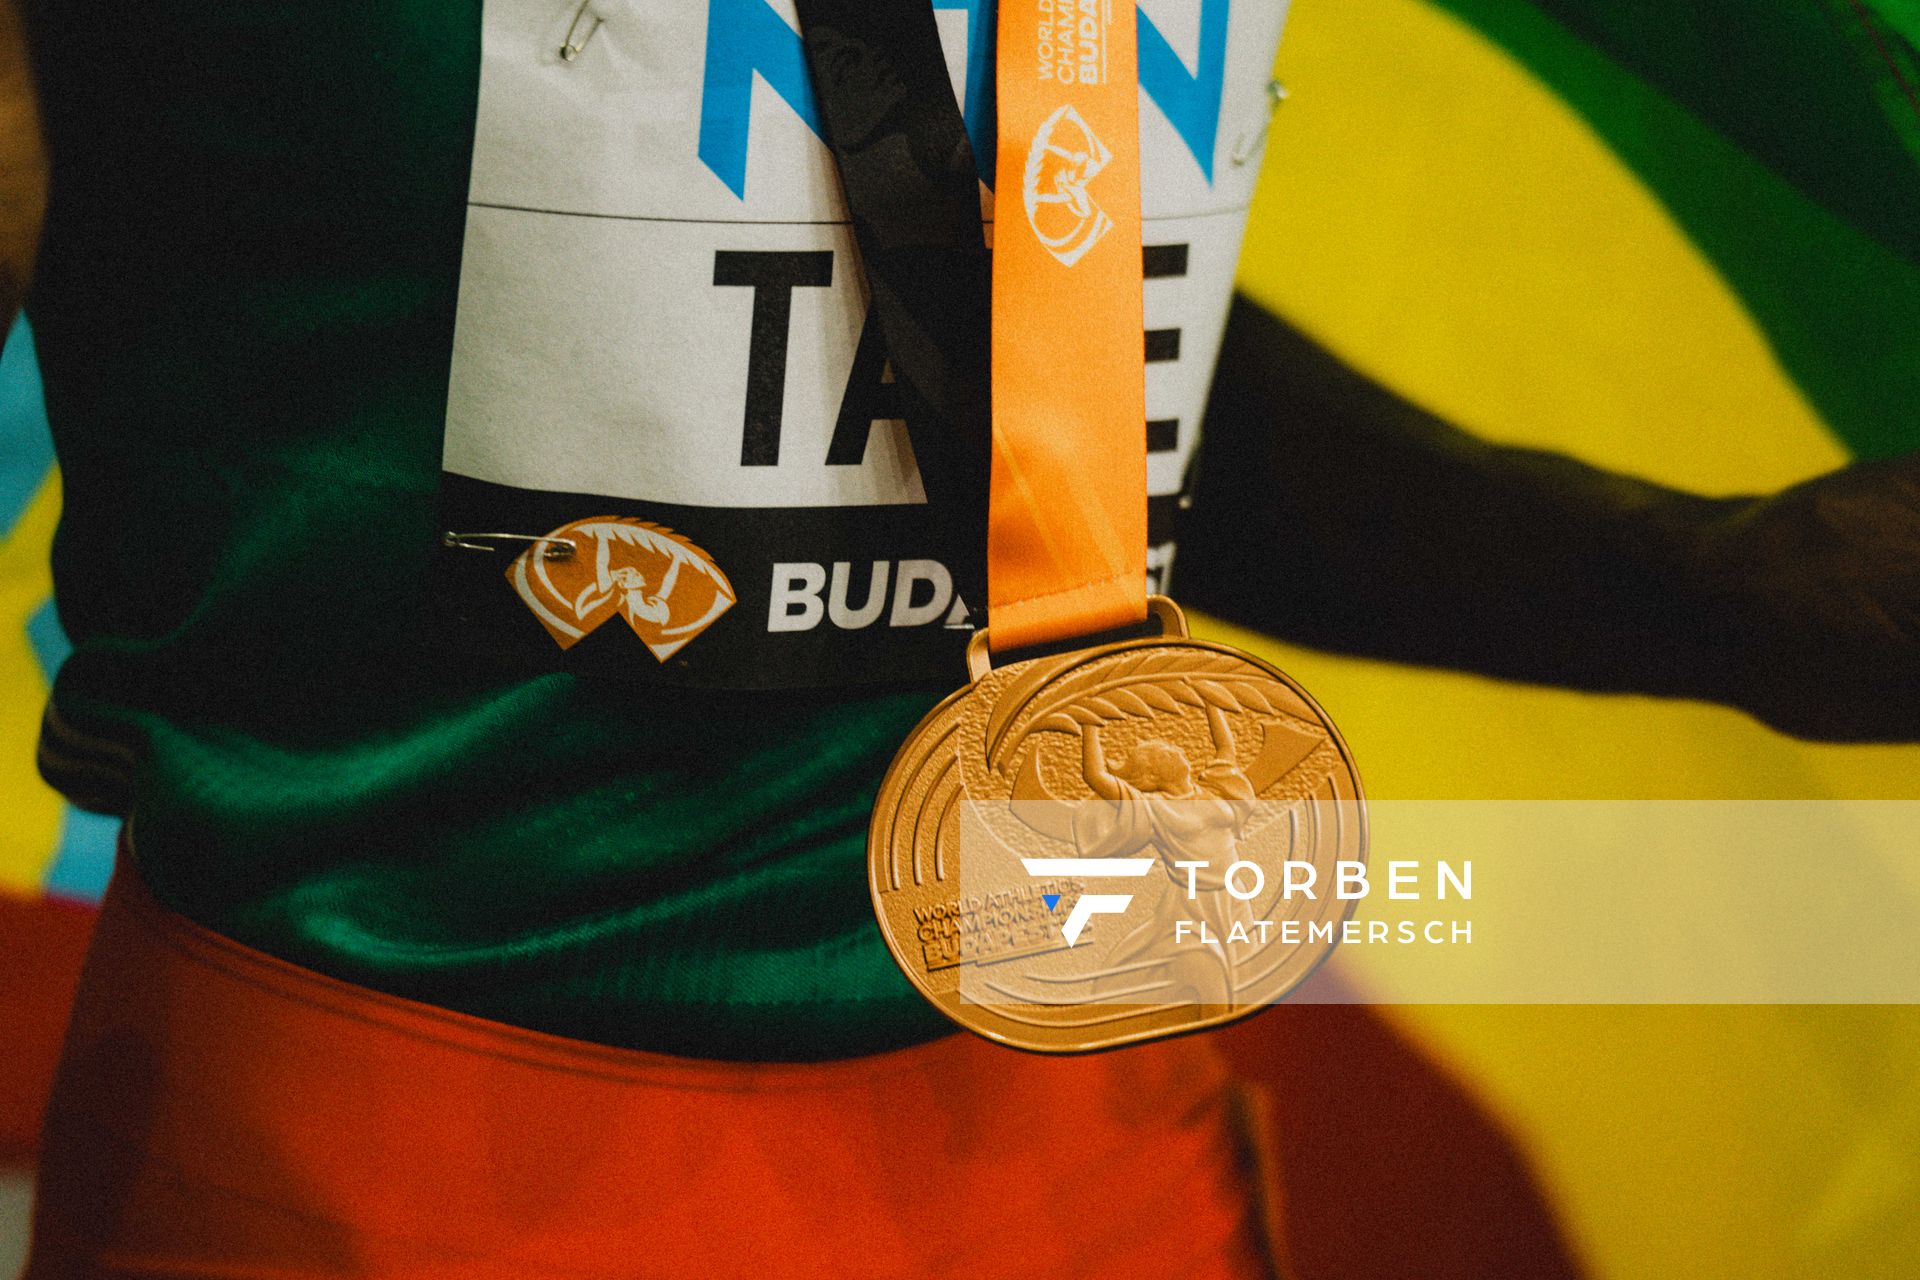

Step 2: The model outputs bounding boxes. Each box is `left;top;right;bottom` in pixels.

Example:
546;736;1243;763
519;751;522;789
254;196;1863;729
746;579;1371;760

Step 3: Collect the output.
25;0;1286;1057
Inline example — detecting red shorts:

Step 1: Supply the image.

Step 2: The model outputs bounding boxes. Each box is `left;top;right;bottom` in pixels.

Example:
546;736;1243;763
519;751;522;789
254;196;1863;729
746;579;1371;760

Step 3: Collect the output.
26;863;1284;1278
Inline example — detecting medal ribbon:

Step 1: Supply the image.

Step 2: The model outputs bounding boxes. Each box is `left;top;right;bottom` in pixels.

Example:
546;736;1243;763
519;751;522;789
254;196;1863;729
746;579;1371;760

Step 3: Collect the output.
796;0;1146;657
989;0;1146;652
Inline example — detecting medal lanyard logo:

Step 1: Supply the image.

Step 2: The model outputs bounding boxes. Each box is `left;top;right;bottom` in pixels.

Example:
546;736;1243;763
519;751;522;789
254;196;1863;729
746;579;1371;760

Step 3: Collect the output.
989;0;1148;654
1022;104;1116;267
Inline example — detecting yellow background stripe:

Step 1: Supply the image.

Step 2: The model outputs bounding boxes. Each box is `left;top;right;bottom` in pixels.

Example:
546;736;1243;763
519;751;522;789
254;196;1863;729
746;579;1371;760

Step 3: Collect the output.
1210;0;1920;1274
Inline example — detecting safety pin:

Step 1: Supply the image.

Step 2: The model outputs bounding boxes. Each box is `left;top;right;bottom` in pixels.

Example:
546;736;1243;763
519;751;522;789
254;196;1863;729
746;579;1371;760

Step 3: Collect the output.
442;531;577;560
560;1;603;62
1230;80;1289;166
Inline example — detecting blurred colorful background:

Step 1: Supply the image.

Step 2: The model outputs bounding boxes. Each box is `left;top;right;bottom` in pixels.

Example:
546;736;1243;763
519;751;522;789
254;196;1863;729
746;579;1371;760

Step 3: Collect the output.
3;0;1917;1275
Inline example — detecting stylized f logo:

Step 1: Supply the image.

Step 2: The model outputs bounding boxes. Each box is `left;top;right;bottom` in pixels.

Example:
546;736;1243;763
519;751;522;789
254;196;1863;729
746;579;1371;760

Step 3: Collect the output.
1021;857;1155;945
1021;105;1115;267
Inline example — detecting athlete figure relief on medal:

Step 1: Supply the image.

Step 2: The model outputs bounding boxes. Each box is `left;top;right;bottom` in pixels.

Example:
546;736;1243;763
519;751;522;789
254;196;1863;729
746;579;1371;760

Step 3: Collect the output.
1044;704;1263;1005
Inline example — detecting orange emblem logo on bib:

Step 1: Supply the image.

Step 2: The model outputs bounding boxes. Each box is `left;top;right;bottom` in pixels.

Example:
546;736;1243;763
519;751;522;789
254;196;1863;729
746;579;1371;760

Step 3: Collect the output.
508;517;735;660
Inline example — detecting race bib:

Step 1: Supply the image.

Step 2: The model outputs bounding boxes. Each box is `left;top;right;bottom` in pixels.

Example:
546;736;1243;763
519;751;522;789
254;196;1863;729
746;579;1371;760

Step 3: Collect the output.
434;0;1289;687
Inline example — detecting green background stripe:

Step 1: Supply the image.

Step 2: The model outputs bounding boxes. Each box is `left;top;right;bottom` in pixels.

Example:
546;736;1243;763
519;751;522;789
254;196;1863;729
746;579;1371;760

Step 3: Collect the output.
1431;0;1920;459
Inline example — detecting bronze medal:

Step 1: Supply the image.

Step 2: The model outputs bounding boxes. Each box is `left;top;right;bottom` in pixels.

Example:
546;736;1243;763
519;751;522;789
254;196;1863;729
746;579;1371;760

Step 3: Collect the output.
869;599;1366;1053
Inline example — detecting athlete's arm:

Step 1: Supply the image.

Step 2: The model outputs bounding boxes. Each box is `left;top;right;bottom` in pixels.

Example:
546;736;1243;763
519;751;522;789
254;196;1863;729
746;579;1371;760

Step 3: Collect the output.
1082;725;1123;800
1180;295;1920;743
656;553;682;602
1204;705;1235;768
0;0;45;326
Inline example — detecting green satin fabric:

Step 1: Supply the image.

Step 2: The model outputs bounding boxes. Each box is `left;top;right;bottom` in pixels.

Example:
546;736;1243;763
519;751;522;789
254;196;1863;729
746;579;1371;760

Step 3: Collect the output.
24;0;953;1058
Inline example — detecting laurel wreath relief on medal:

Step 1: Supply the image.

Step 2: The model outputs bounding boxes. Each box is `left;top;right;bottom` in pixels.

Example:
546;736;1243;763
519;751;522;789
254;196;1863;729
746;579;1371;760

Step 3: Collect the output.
984;650;1327;786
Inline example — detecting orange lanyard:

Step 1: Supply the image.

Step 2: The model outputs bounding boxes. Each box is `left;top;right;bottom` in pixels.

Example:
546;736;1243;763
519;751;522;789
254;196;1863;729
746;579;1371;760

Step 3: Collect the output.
988;0;1147;653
